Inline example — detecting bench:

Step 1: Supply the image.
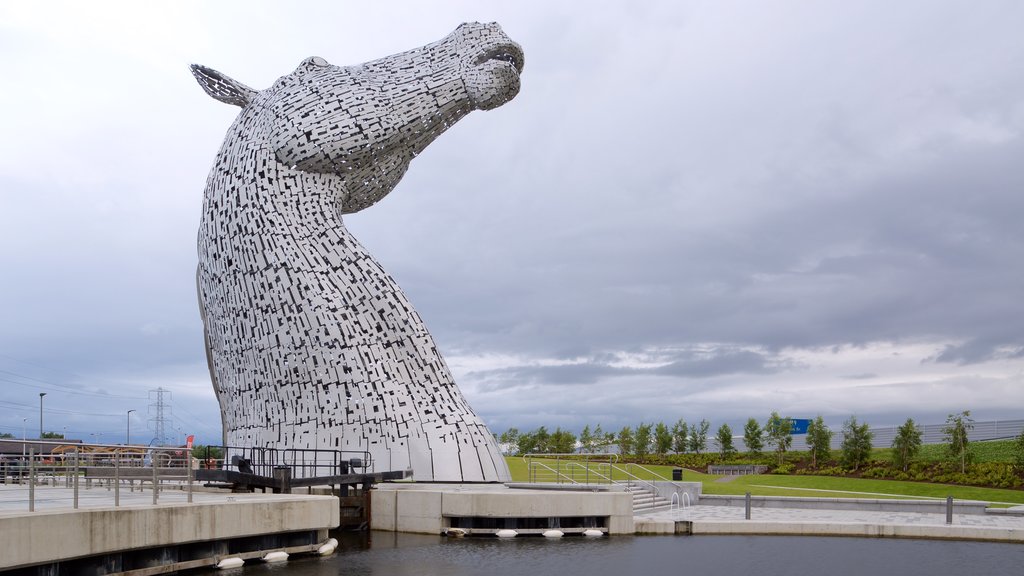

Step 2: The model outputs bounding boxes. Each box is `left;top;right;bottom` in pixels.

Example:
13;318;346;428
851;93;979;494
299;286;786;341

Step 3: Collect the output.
706;464;768;475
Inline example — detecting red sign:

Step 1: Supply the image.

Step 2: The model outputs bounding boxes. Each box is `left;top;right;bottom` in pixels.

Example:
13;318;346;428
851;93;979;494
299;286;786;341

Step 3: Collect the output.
186;435;195;450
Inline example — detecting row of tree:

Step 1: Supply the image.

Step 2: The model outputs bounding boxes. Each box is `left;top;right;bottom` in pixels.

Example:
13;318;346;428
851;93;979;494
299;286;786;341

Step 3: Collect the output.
497;410;982;473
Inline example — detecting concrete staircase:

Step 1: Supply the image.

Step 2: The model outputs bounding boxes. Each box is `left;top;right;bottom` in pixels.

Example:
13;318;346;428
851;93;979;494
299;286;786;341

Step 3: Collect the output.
624;484;673;515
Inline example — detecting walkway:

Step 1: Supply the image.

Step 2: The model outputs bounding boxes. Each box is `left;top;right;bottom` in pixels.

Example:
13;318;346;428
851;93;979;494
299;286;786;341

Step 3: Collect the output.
0;483;305;514
636;502;1024;542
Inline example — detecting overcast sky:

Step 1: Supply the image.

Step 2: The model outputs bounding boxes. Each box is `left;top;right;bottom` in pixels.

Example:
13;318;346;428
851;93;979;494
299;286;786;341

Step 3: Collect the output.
1;1;1022;445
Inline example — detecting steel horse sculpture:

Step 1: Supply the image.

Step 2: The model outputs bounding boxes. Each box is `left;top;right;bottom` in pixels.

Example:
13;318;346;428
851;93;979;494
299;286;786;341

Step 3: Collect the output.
192;23;523;481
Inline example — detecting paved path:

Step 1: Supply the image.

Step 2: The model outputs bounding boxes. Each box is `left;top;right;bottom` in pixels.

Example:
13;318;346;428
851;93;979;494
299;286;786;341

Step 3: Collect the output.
0;483;307;515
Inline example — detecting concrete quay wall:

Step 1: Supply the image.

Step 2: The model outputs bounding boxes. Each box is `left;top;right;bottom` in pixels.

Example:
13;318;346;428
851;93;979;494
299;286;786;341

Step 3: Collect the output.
370;484;634;535
0;496;339;571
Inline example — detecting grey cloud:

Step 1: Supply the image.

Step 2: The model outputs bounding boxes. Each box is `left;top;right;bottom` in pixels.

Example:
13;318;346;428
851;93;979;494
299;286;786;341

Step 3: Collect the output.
842;373;878;380
3;1;1024;437
930;338;1024;365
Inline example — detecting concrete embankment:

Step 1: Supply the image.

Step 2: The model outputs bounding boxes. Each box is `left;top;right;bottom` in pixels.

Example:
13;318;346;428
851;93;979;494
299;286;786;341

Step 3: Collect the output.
0;486;339;573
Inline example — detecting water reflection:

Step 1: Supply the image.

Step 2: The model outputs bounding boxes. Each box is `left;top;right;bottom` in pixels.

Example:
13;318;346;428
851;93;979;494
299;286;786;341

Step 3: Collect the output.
196;531;1024;576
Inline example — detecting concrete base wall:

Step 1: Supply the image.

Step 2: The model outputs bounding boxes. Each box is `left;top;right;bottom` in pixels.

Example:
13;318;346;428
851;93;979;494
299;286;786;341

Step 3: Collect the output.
0;496;339;570
371;484;634;535
650;481;701;504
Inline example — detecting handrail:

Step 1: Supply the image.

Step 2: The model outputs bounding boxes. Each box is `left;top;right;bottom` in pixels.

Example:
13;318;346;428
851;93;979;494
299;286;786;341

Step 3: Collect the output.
1;445;196;512
670;491;691;517
522;453;618;484
527;460;579;484
564;461;614;484
521;452;618;463
625;462;670;482
608;463;661;494
198;444;373;478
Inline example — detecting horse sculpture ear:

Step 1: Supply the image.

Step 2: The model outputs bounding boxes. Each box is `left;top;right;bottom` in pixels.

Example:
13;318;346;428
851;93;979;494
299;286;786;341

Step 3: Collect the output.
190;64;257;107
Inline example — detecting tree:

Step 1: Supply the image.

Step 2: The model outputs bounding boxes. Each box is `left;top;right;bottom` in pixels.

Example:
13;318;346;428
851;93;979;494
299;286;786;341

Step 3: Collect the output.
41;431;64;439
654;422;672;455
634;423;653;458
943;411;974;473
671;418;688;453
517;427;546;455
715;423;736;459
840;416;873;471
579;425;594;454
533;426;551;453
191;444;224;461
549;427;577;454
688;419;709;454
601;427;616;451
805;416;833;469
617;426;634;456
0;432;13;439
499;428;521;455
891;418;922;472
764;412;793;465
743;418;763;457
1013;428;1024;472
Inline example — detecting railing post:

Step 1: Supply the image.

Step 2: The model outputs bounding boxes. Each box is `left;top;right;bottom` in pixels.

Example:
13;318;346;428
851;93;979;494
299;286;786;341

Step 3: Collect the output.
73;451;79;509
152;457;159;505
28;447;35;512
187;453;194;503
114;455;120;507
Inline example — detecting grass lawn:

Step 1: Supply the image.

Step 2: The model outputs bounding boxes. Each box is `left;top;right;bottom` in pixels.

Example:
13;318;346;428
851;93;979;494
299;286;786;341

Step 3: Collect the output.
505;456;1024;506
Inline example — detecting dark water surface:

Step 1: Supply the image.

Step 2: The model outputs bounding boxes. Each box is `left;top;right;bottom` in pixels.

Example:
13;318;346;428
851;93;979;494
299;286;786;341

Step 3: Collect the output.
202;532;1024;576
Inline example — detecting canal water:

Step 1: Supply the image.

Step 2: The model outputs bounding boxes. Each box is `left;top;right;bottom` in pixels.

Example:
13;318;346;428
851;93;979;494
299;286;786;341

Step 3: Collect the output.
196;532;1024;576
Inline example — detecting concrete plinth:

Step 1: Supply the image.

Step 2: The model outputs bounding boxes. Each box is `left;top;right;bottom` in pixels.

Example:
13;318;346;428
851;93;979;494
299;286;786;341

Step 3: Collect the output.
371;483;634;535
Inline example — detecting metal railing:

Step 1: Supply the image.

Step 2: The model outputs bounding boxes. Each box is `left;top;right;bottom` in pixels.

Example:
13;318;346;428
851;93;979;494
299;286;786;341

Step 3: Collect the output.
523;453;618;484
196;444;374;479
1;441;197;512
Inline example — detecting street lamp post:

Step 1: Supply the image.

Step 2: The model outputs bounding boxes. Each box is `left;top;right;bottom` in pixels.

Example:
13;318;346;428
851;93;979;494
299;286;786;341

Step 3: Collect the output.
22;418;27;458
39;392;47;438
126;409;136;445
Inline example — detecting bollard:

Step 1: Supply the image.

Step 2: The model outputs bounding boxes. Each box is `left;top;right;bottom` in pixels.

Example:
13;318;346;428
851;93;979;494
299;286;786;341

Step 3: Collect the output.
273;466;292;494
946;496;953;525
745;492;751;520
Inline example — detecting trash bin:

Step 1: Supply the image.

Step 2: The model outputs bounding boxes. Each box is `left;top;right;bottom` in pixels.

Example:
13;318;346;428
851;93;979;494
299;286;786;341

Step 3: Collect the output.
672;468;682;481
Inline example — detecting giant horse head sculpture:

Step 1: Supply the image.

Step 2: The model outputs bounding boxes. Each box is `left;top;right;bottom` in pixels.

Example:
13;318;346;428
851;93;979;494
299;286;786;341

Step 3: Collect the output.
192;23;523;482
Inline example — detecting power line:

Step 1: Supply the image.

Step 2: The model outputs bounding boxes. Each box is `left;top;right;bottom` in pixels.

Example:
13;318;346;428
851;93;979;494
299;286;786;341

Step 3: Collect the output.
0;373;148;400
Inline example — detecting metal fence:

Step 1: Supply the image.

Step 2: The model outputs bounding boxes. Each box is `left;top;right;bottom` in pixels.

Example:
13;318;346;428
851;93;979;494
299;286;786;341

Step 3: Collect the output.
0;441;198;512
732;417;1024;452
